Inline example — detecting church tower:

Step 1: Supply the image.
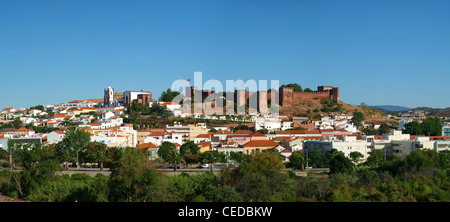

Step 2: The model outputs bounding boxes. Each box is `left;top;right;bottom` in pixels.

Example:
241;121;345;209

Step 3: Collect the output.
104;86;114;107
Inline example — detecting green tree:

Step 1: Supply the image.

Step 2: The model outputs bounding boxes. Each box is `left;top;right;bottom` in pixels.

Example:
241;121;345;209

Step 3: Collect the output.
349;151;364;165
329;151;355;174
13;117;23;129
378;123;391;135
403;118;442;136
303;88;314;92
0;147;7;161
289;151;305;170
405;149;434;170
158;141;177;161
365;149;384;167
108;147;171;202
352;111;365;128
281;83;302;92
57;129;91;170
201;151;224;172
56;143;73;171
209;185;243;202
179;141;200;168
403;121;423;135
421;117;442;136
166;149;184;172
158;142;184;172
230;151;293;201
84;142;110;171
7;141;61;198
308;149;324;167
159;88;181;102
229;151;246;164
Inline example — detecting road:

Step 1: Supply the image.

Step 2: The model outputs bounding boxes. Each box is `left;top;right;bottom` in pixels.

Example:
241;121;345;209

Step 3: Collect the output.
60;165;330;177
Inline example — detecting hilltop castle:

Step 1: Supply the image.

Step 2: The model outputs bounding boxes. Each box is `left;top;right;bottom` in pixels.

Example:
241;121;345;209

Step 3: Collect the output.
185;85;339;113
100;84;339;115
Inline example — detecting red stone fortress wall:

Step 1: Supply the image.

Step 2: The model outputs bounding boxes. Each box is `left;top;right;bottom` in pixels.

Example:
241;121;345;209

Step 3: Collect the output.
280;86;339;107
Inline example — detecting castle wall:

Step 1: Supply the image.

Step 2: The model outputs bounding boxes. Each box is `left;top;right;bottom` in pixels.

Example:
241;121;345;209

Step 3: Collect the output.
280;86;339;107
184;86;339;111
292;91;331;104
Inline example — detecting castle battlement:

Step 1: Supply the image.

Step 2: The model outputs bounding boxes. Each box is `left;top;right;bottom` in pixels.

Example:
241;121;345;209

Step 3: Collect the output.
184;85;339;110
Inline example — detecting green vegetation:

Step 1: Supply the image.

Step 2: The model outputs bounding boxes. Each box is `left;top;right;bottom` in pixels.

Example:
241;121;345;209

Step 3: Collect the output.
320;98;343;113
1;134;449;202
352;111;365;128
125;101;171;129
159;88;181;102
403;117;443;136
280;83;303;92
362;123;395;135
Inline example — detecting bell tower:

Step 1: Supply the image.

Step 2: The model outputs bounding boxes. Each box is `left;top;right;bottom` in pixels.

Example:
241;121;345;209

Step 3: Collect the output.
104;86;114;107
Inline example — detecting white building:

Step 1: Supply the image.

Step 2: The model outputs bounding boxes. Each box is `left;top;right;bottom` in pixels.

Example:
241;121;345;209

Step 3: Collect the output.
391;136;435;159
398;118;414;131
254;115;282;132
47;131;65;144
159;102;182;114
91;134;128;148
60;99;101;109
143;131;184;146
382;129;410;141
304;135;370;163
123;90;152;106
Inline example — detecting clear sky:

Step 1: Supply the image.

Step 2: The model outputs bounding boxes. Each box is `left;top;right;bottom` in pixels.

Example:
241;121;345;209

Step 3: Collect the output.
1;0;450;109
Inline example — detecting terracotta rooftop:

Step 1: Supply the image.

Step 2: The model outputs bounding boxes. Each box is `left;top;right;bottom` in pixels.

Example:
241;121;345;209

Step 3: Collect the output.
275;130;320;135
195;133;212;138
136;142;159;149
250;132;267;137
242;140;280;148
233;130;254;135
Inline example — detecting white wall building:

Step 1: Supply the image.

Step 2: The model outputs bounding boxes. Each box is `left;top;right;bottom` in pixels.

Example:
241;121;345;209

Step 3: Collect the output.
47;131;65;144
304;135;370;162
254;115;282;132
123;90;152;106
143;131;184;146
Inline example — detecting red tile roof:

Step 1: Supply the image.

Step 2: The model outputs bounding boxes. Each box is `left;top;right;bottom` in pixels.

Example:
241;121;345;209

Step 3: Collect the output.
242;140;280;148
250;132;267;137
136;142;159;149
233;130;253;135
197;141;211;147
195;133;212;138
275;130;320;135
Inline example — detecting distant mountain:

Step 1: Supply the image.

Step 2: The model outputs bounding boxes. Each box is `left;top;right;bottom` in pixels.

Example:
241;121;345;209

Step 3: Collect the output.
413;107;450;117
370;105;412;112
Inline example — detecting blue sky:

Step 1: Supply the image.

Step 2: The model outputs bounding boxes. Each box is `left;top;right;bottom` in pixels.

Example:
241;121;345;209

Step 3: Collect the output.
1;0;449;109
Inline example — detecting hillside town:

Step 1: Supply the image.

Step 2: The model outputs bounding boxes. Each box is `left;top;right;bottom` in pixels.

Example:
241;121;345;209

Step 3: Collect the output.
1;85;449;167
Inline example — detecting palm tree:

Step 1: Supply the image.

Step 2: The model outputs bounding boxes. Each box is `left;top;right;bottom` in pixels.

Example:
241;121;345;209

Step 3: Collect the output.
95;150;110;171
59;146;72;171
166;149;184;172
201;151;224;172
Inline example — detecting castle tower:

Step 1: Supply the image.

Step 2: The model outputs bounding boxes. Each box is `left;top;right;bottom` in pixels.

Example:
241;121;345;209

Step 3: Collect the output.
185;86;198;97
331;87;340;103
235;89;246;115
257;91;269;115
280;87;294;107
